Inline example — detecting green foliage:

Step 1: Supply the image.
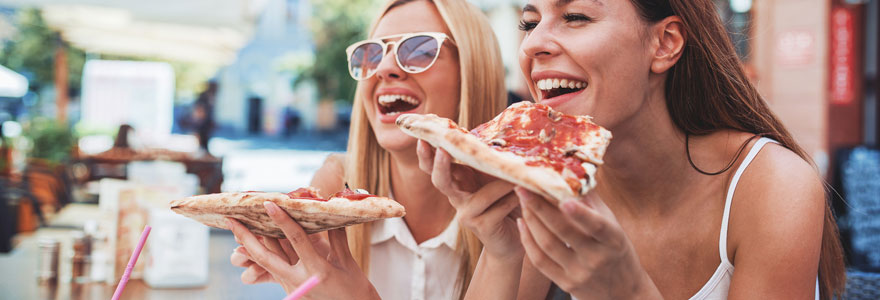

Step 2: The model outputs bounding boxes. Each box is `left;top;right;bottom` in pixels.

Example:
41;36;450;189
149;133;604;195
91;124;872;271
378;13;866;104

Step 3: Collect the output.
0;8;86;92
23;118;75;164
296;0;380;102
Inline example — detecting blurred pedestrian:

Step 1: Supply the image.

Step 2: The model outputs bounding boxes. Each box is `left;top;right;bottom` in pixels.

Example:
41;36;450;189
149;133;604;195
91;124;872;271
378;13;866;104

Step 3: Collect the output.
193;81;217;153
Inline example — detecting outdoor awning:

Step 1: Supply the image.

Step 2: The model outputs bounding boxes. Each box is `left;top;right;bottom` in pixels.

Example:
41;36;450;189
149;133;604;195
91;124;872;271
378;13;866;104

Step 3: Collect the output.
0;64;28;98
0;0;266;66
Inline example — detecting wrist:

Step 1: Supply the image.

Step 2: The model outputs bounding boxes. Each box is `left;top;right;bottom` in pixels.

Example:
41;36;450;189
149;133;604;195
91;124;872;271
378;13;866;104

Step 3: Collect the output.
621;271;662;300
367;288;382;300
482;242;524;264
635;276;663;299
361;279;381;300
483;248;524;270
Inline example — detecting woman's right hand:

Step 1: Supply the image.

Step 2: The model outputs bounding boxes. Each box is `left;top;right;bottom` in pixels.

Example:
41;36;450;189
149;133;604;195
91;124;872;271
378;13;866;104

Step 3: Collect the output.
227;202;380;299
417;140;523;261
230;233;330;285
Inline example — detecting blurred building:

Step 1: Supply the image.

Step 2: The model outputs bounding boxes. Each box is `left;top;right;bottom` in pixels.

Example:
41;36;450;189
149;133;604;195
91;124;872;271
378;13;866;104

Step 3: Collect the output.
729;0;878;176
214;0;317;135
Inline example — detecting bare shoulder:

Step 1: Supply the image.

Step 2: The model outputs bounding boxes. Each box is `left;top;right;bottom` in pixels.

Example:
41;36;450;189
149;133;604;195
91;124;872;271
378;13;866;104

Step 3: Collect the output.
310;153;347;195
725;139;824;298
733;141;825;227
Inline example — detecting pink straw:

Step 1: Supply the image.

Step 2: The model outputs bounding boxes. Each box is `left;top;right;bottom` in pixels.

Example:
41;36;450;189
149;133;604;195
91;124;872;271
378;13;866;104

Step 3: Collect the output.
283;275;321;300
111;225;151;300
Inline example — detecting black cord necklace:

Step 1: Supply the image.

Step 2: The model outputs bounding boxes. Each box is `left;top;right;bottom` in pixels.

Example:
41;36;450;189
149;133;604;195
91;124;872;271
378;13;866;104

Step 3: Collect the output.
685;133;764;176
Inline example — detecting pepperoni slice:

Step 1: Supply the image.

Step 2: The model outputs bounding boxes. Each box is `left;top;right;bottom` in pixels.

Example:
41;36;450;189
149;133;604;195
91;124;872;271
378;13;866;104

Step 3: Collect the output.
287;187;325;201
330;188;375;201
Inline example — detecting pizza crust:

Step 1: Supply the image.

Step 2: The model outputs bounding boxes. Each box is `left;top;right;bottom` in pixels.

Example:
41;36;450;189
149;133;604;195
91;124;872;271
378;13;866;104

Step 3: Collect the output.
397;113;580;205
170;192;405;238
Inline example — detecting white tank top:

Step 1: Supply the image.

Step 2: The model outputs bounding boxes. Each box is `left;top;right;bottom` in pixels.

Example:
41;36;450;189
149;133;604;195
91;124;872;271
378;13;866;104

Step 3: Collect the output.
571;138;818;300
689;137;818;300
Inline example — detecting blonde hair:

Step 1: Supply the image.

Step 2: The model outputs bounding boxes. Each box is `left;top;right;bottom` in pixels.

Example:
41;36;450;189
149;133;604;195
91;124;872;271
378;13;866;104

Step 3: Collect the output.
343;0;506;298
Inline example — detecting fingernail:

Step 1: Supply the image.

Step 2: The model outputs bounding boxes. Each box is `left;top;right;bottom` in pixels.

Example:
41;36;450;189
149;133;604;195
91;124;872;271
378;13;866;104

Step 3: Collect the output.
514;187;529;201
516;218;524;230
263;201;277;215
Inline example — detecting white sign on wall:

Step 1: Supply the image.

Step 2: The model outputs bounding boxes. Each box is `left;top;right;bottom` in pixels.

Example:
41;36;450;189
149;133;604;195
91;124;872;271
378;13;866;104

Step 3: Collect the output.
81;60;175;138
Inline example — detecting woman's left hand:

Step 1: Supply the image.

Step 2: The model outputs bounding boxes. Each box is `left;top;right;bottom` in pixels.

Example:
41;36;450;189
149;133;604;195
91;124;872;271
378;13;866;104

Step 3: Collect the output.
227;201;380;300
515;187;663;299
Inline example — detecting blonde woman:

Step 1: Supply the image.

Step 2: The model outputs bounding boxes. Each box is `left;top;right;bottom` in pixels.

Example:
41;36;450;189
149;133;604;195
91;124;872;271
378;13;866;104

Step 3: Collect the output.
226;0;552;299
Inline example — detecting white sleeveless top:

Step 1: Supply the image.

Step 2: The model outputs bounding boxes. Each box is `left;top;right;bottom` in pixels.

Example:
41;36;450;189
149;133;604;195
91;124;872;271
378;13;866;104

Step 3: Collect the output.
689;137;819;300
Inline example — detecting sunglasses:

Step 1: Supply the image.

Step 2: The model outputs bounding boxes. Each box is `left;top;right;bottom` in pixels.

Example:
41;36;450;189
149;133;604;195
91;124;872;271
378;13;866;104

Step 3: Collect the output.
346;32;456;80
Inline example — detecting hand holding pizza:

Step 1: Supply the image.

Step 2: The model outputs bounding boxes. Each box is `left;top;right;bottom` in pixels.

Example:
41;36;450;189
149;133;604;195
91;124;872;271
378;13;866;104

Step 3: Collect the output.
227;201;380;299
417;140;524;262
515;187;662;299
229;233;330;285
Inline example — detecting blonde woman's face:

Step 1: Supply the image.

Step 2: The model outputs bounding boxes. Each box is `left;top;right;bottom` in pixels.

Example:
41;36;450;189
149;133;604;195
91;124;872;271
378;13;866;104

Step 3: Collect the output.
362;1;461;153
518;0;654;130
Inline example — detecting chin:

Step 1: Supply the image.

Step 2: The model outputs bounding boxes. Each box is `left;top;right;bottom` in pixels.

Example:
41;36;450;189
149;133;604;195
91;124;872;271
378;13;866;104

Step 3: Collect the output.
374;130;418;153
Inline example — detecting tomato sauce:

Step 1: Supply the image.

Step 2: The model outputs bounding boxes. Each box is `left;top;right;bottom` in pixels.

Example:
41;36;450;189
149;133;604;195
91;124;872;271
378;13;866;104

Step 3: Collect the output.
470;103;597;185
286;187;326;201
330;188;374;201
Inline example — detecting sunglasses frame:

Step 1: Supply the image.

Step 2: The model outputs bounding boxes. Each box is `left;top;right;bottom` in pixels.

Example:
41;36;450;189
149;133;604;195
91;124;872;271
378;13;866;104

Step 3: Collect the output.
346;32;456;80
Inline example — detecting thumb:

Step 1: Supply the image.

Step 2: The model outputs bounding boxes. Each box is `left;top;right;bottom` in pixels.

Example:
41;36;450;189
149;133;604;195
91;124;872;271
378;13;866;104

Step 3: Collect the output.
580;191;604;210
328;228;355;264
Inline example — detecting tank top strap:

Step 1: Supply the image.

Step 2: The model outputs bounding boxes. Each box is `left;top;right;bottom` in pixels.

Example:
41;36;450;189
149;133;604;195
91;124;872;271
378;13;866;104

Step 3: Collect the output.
718;137;777;265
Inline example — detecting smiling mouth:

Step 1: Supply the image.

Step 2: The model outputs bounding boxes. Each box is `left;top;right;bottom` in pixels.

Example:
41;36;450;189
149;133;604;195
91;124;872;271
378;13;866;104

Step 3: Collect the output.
377;94;421;116
535;78;587;99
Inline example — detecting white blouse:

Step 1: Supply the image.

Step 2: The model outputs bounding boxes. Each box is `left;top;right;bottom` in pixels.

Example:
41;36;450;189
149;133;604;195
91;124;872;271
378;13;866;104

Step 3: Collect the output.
368;216;462;300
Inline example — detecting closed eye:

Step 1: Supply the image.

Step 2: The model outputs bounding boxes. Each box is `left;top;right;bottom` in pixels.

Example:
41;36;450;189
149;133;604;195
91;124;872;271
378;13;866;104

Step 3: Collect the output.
563;13;592;23
519;19;538;32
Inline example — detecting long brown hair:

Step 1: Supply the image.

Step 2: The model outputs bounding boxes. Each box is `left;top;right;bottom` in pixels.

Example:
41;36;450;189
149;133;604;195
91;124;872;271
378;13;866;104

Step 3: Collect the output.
344;0;506;298
628;0;846;298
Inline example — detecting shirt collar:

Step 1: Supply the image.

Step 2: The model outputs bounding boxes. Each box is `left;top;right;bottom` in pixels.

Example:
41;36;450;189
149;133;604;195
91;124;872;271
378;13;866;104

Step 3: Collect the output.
370;217;459;250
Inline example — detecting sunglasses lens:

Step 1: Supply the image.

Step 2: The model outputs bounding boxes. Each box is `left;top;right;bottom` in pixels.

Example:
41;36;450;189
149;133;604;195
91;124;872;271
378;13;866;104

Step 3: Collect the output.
350;42;384;79
397;35;439;73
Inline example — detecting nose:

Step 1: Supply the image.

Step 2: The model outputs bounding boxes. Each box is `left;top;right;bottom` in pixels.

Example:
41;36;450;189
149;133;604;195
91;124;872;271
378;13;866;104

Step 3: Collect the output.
520;22;560;59
375;46;407;81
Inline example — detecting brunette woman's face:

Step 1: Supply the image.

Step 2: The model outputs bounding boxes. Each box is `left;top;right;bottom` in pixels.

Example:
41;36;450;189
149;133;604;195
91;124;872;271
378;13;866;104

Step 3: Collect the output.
362;1;461;152
518;0;654;130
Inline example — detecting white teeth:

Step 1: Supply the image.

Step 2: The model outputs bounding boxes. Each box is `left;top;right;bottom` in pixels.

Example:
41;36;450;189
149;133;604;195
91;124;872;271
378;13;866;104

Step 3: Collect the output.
535;78;587;91
377;94;421;116
377;94;421;107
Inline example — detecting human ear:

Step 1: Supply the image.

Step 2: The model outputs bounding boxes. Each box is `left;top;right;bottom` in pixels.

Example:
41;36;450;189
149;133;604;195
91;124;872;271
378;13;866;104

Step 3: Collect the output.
649;16;686;74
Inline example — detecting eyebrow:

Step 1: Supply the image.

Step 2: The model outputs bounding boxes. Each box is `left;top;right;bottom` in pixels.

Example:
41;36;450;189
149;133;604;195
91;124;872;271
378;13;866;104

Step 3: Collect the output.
556;0;576;7
522;0;603;13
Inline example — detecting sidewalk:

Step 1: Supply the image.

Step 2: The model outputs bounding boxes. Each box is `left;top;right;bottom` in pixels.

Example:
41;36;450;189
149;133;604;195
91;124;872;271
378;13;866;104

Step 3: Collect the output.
207;128;348;193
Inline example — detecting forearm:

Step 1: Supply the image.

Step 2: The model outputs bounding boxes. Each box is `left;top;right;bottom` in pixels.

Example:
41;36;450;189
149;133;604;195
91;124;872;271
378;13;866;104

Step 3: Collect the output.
516;258;552;300
464;249;524;300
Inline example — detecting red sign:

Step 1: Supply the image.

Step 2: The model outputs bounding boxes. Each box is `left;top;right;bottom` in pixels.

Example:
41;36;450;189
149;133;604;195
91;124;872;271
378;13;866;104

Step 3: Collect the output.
829;6;856;105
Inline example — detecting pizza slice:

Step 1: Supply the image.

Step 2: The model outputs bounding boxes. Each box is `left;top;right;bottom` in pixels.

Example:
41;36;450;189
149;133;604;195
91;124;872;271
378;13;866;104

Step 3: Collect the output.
170;186;405;238
396;101;612;205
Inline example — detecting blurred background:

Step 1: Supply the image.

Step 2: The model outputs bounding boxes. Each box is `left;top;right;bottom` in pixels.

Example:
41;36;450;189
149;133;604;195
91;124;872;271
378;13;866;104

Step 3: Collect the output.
0;0;877;299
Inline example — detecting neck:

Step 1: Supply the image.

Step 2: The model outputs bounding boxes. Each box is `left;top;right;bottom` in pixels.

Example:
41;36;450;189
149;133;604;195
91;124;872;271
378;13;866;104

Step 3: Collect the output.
388;147;456;244
596;86;700;217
